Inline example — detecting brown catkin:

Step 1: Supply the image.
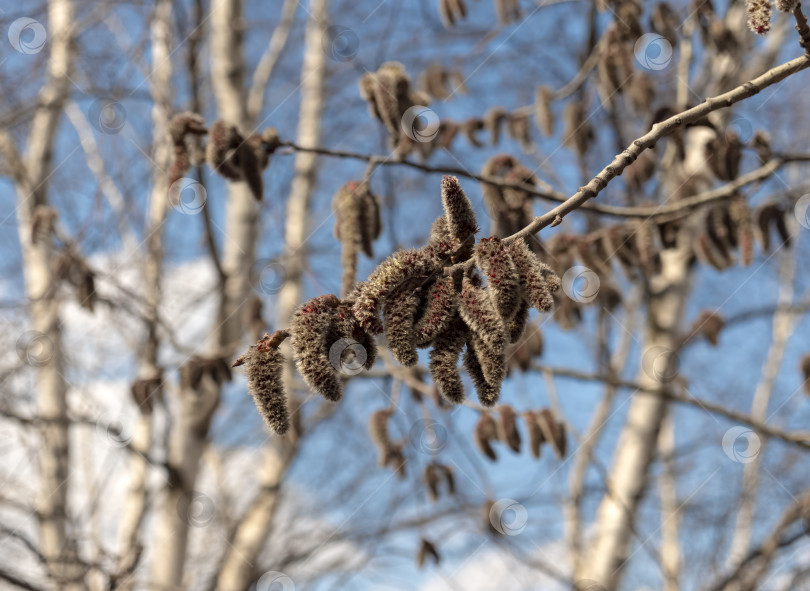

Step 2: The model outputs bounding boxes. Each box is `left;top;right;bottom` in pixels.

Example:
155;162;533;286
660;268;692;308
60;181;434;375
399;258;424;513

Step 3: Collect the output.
801;354;810;395
414;275;460;347
429;317;468;404
290;295;343;401
369;408;395;467
474;412;499;461
350;248;437;334
333;183;362;296
459;275;507;352
441;175;479;249
234;332;290;435
416;538;441;569
468;333;505;398
463;339;500;407
534;86;555;137
692;311;724;346
522;410;544;458
205;120;242;180
507;237;556;312
474;237;522;323
507;298;529;344
383;286;422;367
497;405;521;453
537;408;567;459
484;106;508;145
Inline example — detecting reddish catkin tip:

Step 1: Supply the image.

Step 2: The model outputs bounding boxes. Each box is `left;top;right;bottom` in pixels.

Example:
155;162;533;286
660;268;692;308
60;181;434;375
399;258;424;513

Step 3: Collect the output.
745;0;772;35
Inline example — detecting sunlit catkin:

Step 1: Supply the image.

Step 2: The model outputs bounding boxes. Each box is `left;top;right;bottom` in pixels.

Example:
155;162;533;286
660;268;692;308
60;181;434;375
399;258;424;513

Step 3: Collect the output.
746;0;772;34
290;294;343;401
232;331;290;435
459;275;507;352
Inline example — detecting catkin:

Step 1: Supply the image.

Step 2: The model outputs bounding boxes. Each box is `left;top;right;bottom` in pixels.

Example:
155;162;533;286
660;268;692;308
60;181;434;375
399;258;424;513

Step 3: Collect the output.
290;295;343;401
474;237;522;323
497;405;521;453
233;332;290;435
459;275;507;352
463;338;500;407
746;0;772;35
507;237;557;312
414;275;460;347
428;317;468;404
350;248;436;333
474;412;499;461
383;287;423;366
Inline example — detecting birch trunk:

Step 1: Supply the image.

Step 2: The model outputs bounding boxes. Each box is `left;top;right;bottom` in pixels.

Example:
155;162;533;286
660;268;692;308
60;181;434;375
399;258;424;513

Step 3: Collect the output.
14;0;79;586
579;243;692;590
726;249;796;569
659;413;681;591
118;0;173;582
215;1;329;588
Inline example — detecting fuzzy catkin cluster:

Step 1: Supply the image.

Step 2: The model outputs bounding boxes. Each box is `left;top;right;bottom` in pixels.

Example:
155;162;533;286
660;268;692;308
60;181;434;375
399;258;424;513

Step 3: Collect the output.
332;181;382;296
359;62;430;156
234;176;562;432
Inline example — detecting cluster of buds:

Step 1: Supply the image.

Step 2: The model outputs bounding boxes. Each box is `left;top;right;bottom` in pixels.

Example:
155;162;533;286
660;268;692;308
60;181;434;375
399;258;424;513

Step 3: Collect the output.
332;181;382;296
358;62;430;157
474;406;566;461
481;154;539;241
204;120;278;201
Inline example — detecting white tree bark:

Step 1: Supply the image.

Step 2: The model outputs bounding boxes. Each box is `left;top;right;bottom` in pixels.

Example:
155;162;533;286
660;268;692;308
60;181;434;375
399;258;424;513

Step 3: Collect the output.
215;1;329;589
580;243;693;590
11;0;79;586
726;249;796;568
119;0;173;583
659;413;681;591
